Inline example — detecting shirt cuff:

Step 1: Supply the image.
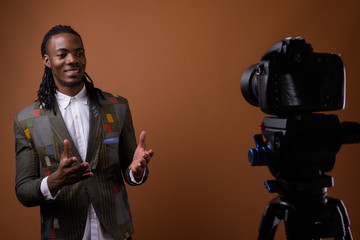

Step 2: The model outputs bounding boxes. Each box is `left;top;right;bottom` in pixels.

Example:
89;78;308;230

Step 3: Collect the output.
129;168;146;184
40;176;60;200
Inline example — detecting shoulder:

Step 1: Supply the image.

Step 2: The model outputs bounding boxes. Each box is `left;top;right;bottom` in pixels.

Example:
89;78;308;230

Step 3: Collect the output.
97;92;133;120
15;101;43;122
99;91;129;106
14;101;49;133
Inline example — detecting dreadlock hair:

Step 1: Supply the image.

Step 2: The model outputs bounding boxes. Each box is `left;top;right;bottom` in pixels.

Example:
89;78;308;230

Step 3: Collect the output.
37;25;104;114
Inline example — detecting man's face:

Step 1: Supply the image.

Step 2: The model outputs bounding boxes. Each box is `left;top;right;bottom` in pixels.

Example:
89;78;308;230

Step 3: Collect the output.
43;33;86;94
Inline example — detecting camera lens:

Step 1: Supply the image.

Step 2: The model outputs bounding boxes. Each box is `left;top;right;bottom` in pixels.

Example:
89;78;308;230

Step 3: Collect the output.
241;64;260;107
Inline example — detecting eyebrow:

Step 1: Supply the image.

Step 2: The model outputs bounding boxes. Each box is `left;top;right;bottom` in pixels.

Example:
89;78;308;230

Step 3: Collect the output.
56;47;85;52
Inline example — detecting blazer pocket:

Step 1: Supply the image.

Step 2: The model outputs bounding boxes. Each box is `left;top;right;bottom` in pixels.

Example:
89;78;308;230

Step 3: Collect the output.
103;136;120;166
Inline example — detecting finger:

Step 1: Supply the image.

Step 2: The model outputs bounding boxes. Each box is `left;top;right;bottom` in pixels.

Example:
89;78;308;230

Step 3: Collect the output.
138;131;147;150
143;150;153;163
132;163;141;172
70;171;94;183
136;159;147;169
81;171;94;178
62;156;77;167
69;162;90;174
62;139;71;158
146;149;154;158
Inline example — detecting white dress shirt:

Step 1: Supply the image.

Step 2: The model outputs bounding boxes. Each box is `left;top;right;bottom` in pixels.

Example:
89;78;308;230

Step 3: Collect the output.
40;85;140;240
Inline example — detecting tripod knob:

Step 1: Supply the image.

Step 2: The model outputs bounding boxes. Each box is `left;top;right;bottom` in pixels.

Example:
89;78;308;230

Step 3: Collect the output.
248;134;273;166
249;134;273;166
248;145;272;166
264;179;277;193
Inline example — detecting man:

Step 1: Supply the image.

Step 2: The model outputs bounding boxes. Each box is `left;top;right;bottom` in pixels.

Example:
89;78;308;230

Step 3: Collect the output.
14;25;154;240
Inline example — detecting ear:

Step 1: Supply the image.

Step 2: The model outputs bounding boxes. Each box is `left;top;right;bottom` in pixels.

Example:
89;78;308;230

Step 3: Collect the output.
43;54;51;68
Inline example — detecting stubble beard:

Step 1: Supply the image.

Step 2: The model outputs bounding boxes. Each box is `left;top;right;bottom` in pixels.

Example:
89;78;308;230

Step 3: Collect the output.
57;78;84;88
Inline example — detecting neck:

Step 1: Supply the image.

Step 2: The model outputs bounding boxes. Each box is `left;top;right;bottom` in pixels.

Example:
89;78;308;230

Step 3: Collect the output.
56;82;85;97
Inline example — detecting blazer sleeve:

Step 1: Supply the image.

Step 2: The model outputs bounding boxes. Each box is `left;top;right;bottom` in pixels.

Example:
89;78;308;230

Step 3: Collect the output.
119;100;149;186
14;114;45;207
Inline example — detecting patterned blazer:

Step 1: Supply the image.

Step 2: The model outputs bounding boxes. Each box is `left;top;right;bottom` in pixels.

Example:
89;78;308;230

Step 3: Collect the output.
14;92;148;240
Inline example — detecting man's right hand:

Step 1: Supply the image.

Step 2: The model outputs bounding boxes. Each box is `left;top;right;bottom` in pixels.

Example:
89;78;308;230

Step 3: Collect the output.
47;139;94;196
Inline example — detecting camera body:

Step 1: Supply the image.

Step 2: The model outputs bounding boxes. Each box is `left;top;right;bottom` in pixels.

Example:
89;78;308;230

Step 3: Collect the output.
241;37;345;116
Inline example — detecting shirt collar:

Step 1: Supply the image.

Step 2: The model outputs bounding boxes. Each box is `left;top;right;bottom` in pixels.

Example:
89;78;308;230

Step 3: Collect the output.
55;85;88;110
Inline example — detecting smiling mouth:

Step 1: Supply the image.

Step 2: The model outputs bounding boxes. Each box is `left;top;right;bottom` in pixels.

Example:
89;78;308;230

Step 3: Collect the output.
65;69;80;73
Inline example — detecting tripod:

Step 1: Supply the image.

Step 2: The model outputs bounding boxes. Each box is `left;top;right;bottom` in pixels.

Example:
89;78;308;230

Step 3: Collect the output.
248;114;359;240
257;178;352;239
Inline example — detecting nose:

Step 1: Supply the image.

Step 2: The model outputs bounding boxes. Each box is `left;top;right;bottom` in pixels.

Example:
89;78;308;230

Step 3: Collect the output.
66;53;79;64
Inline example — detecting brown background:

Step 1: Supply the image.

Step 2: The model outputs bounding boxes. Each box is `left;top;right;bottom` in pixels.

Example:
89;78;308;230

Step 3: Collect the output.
1;0;359;239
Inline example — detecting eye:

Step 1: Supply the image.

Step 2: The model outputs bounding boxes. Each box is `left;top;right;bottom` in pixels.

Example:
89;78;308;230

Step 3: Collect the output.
76;51;84;57
57;53;66;58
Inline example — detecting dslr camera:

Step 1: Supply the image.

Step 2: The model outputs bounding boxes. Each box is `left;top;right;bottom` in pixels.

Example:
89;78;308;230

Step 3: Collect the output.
241;37;345;116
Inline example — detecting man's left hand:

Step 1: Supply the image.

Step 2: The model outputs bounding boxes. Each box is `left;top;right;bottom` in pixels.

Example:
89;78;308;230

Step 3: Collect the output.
130;131;154;182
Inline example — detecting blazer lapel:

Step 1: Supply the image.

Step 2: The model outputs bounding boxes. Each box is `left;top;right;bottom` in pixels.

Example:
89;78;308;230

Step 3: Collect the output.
48;103;82;163
86;97;104;169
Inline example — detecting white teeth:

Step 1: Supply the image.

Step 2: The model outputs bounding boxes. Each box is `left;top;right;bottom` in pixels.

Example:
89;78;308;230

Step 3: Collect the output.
67;69;80;73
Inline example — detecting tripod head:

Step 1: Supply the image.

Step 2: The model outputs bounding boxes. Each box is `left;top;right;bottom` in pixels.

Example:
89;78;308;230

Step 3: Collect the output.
249;114;360;206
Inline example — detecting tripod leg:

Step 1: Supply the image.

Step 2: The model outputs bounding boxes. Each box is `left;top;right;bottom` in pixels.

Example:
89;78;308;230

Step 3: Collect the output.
327;198;353;240
258;198;283;240
283;208;315;240
281;197;353;240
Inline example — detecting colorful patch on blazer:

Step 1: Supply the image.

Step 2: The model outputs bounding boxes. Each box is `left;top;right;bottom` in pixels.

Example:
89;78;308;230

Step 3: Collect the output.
110;96;118;104
43;167;50;176
103;137;119;144
104;123;112;133
92;105;99;118
27;118;34;128
24;128;31;139
114;188;132;225
33;108;40;118
106;113;114;123
103;105;120;133
108;104;116;114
